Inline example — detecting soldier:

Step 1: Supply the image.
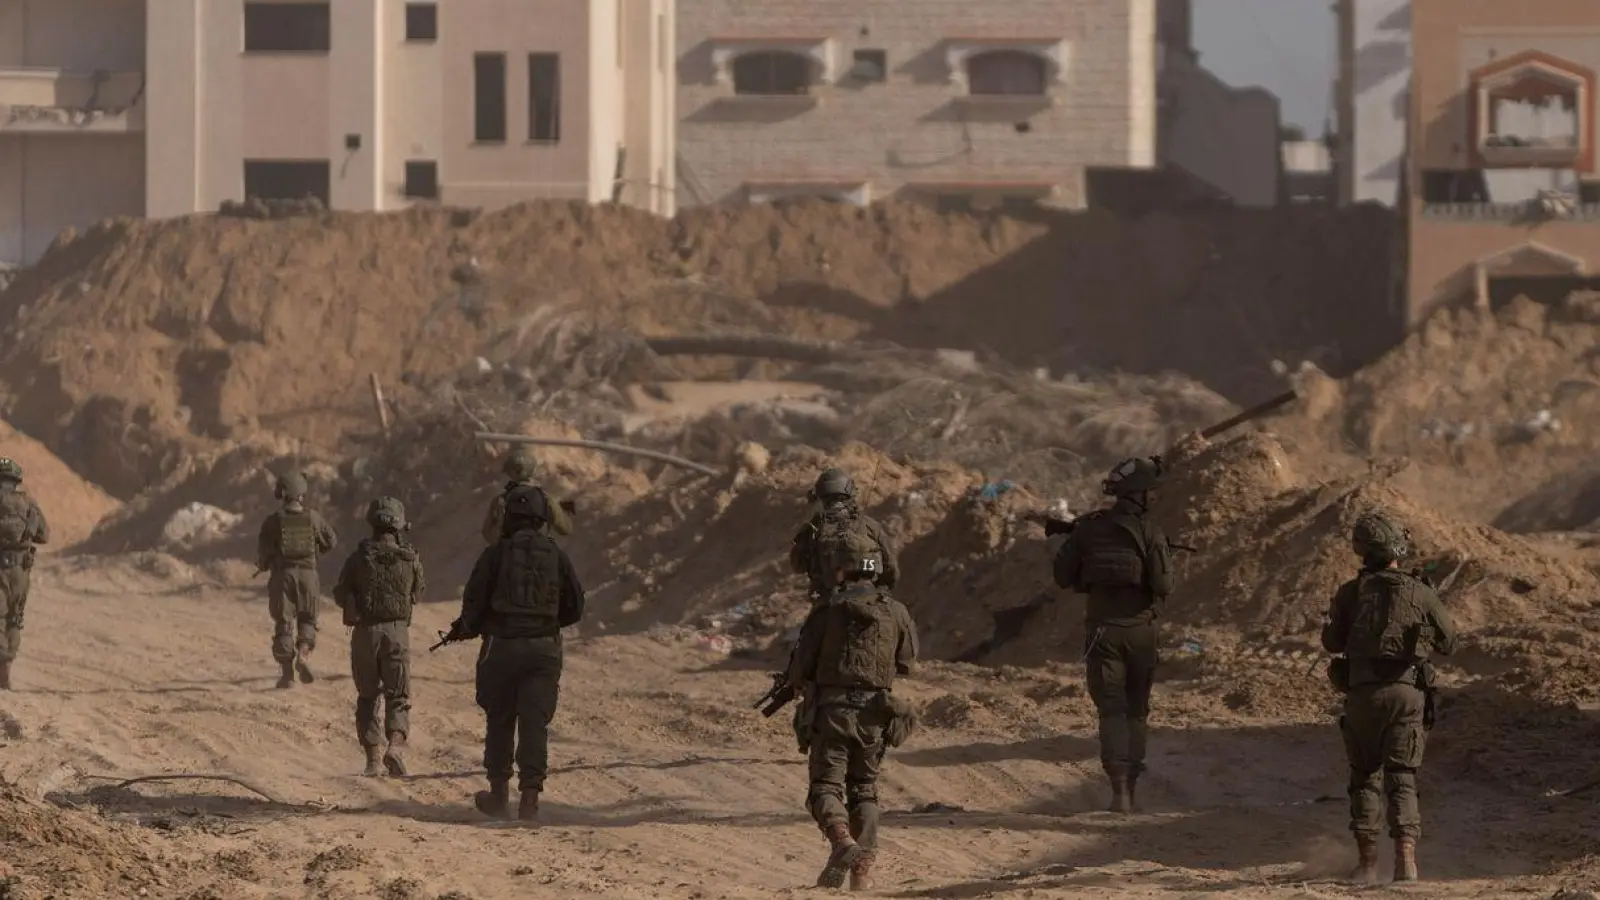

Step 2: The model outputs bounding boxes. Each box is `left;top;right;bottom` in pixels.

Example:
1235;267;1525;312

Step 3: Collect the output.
787;529;919;891
1052;457;1173;814
481;448;574;543
449;484;586;822
0;458;48;691
256;471;338;689
332;496;425;778
789;468;899;602
1321;511;1457;884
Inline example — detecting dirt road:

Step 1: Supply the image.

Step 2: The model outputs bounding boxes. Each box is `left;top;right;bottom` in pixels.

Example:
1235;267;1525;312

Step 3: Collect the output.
0;555;1590;899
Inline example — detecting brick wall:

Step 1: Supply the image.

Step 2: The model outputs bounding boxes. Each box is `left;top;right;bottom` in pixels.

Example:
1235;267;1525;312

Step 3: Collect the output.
676;0;1153;208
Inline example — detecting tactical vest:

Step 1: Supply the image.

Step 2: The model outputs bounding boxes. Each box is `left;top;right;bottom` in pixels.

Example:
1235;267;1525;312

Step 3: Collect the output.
813;585;900;691
1076;510;1149;590
1345;570;1433;662
487;528;564;637
810;502;872;581
0;490;31;550
353;538;419;623
277;510;317;561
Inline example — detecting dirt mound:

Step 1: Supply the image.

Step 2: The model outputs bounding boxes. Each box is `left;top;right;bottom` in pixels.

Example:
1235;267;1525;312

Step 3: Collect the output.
0;419;117;547
0;201;1397;500
0;780;181;897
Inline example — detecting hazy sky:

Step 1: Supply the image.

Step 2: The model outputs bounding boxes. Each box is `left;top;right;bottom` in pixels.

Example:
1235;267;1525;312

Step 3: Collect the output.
1192;0;1338;135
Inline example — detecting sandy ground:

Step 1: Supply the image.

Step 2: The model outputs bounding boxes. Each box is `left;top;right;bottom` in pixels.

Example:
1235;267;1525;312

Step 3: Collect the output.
2;554;1596;900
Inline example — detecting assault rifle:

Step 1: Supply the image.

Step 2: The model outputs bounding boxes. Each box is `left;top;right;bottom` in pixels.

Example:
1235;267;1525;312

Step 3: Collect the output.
428;621;473;652
753;672;797;718
1021;509;1199;553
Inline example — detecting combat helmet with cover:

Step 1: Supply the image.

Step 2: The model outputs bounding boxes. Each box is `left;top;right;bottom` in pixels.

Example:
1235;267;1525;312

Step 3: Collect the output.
1102;456;1162;499
275;470;309;501
503;484;552;530
502;448;538;482
0;457;22;483
1351;511;1410;566
1344;510;1434;664
366;496;408;534
810;467;856;502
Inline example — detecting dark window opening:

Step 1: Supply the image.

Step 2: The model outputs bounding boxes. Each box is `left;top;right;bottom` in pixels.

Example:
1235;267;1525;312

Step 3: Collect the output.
966;50;1047;96
474;53;507;142
731;51;811;95
852;49;887;82
404;161;439;199
1581;180;1600;204
1488;275;1600;310
243;159;331;205
529;53;561;142
243;2;331;53
1420;169;1490;203
405;3;438;41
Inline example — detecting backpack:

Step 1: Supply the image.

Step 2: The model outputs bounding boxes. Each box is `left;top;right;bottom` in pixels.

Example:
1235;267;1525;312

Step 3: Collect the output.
352;538;419;622
277;510;317;559
814;586;901;690
1074;510;1150;590
0;490;31;548
1345;570;1433;662
811;502;875;581
489;529;565;630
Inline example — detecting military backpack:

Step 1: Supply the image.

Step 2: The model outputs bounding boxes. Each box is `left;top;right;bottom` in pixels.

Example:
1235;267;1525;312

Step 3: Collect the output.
349;538;419;624
1345;569;1433;662
813;586;901;690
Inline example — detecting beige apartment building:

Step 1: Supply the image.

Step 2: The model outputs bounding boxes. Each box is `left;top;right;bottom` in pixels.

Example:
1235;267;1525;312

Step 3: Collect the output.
674;0;1282;210
0;0;675;266
1408;0;1600;324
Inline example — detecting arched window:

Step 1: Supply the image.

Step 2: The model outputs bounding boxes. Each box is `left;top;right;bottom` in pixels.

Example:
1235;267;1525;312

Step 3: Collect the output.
732;51;812;95
966;50;1047;96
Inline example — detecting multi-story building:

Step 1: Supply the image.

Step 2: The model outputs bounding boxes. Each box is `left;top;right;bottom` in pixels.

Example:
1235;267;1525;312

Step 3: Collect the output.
673;0;1281;211
1333;0;1411;207
1408;0;1600;324
0;0;676;266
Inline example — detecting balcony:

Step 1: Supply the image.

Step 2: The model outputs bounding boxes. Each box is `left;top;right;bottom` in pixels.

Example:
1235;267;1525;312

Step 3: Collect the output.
0;68;145;133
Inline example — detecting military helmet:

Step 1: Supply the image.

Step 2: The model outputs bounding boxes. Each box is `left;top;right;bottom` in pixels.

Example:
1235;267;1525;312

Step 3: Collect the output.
275;471;309;500
366;495;407;533
502;448;538;481
0;457;22;482
811;467;856;501
504;484;552;525
819;528;883;580
1352;511;1411;563
1102;456;1162;498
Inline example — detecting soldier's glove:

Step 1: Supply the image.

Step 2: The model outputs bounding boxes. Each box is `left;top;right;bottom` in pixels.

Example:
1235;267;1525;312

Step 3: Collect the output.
446;618;477;642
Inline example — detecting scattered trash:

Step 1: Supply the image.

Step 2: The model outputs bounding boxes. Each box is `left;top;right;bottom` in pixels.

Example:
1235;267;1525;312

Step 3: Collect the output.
973;480;1016;502
694;634;733;655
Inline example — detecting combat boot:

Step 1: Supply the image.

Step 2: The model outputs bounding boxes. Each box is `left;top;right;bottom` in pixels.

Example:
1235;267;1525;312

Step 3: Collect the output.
294;647;316;684
517;789;540;823
1393;836;1418;882
362;746;384;777
0;660;10;691
816;822;863;889
474;779;510;819
275;660;295;690
1347;835;1380;885
1107;775;1131;814
382;733;407;777
848;851;876;892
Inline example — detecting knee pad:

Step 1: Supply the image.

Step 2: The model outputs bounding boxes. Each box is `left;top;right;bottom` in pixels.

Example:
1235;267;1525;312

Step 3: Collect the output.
808;785;844;808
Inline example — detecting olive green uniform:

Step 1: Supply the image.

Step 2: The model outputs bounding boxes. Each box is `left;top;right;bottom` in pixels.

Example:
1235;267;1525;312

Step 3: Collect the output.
256;504;338;666
0;484;49;675
1321;571;1457;841
332;533;426;750
1053;499;1173;782
481;482;573;543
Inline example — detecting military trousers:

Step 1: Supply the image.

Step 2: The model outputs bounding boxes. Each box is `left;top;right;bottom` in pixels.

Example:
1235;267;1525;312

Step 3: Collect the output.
351;620;411;748
475;634;563;792
0;564;30;664
1340;680;1428;839
1084;621;1158;779
806;703;892;851
268;565;321;663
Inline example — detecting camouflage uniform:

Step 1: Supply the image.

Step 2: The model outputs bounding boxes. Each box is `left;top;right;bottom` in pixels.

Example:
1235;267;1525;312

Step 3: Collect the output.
789;468;899;600
453;485;587;822
332;497;426;777
481;448;573;543
1321;512;1457;884
256;472;338;689
0;458;49;690
787;530;919;891
1053;457;1173;813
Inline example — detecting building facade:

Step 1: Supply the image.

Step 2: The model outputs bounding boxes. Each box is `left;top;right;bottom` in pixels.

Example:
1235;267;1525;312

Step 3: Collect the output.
0;0;675;266
1408;0;1600;324
1334;0;1411;207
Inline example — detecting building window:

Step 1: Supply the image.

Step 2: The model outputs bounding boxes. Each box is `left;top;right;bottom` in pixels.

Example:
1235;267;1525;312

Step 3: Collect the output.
1582;180;1600;204
852;49;887;82
404;161;439;199
966;51;1047;96
474;53;507;142
243;159;331;205
732;51;811;96
243;2;331;53
1420;170;1489;204
529;53;561;143
405;3;438;42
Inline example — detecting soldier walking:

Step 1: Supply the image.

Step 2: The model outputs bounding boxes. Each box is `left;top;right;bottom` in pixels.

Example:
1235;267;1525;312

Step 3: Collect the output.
0;458;48;690
256;472;337;689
